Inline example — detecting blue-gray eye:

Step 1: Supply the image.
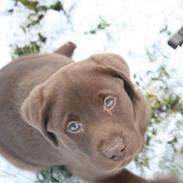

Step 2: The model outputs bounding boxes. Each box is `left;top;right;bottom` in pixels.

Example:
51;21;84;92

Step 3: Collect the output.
67;121;81;133
104;96;115;109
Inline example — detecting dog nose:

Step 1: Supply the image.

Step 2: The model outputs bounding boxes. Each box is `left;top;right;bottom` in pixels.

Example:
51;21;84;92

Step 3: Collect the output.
101;137;126;161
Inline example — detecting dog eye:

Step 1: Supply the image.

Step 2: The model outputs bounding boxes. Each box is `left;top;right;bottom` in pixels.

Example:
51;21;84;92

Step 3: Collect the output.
67;121;82;133
104;96;115;109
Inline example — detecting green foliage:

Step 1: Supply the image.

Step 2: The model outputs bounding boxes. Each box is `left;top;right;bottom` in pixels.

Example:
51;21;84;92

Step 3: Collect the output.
16;0;64;26
12;33;46;57
133;63;183;177
17;0;63;12
50;1;63;11
38;33;47;43
17;0;38;11
27;14;44;28
11;1;67;58
14;41;40;56
85;17;110;34
35;166;72;183
146;65;183;125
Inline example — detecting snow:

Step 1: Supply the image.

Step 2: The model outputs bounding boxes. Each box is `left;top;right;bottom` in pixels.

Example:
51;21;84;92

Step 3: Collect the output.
0;0;183;182
0;156;36;183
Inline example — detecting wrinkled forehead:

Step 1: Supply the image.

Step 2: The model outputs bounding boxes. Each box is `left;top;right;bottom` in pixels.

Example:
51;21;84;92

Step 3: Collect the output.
62;61;121;94
52;61;122;108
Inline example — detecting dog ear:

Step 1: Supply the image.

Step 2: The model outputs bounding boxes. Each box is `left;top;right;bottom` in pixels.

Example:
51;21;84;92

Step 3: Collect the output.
90;53;150;136
54;41;76;58
20;84;58;147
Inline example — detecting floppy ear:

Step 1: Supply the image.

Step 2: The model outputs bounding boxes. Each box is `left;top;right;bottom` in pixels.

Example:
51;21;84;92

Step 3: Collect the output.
90;53;150;136
20;84;58;147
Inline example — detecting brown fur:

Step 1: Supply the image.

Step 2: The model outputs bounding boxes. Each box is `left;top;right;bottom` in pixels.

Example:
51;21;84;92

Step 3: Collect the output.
0;42;180;183
54;41;76;57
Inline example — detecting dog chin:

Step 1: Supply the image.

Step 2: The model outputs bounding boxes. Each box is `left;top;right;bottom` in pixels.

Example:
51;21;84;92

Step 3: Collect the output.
99;156;132;175
112;156;133;172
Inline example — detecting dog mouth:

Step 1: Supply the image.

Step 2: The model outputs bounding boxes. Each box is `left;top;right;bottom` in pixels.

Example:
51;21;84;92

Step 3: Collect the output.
112;147;136;170
116;156;133;169
104;156;132;175
114;146;140;171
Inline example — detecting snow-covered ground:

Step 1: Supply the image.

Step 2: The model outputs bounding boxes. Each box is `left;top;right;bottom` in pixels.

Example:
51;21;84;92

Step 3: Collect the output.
0;0;183;182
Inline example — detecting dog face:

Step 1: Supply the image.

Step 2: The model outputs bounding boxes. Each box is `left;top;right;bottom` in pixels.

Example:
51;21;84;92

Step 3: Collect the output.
20;53;149;177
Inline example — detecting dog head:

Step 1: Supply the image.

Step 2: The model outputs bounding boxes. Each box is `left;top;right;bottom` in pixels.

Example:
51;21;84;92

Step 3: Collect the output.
20;53;149;179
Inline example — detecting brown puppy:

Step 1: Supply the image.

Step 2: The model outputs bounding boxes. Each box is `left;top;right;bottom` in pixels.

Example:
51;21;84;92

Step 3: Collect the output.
0;42;179;183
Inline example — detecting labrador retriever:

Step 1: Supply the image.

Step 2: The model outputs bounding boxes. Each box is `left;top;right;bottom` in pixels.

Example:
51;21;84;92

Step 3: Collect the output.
0;42;180;183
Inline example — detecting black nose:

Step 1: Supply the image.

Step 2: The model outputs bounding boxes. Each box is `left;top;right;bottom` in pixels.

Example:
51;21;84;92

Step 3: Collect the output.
101;137;126;161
